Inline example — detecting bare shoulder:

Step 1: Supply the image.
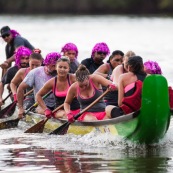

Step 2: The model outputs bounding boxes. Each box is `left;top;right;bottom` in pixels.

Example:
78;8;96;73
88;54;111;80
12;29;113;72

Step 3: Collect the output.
91;73;102;79
119;72;133;81
113;64;123;73
69;73;76;83
17;68;26;75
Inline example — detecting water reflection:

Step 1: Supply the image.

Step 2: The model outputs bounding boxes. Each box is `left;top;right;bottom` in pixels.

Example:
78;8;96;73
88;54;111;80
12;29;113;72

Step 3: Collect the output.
0;144;173;172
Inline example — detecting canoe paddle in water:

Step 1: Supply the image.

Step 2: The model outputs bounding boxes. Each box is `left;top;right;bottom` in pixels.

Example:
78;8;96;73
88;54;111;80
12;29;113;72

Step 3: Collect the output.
0;89;34;119
0;90;53;130
24;103;64;133
49;89;110;135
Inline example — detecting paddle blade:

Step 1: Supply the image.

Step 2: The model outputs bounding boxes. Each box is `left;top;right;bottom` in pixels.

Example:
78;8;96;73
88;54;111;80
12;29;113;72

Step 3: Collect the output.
0;102;16;119
0;118;20;130
24;119;48;133
49;122;70;135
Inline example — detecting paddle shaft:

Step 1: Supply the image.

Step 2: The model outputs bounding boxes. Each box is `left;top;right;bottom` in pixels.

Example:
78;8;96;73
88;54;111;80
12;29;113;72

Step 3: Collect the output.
2;91;12;103
24;103;64;133
24;88;34;97
24;90;52;115
49;89;110;135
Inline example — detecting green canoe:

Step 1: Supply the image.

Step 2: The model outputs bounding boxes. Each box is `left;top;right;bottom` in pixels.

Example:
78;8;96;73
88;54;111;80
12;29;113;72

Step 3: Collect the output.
25;75;171;144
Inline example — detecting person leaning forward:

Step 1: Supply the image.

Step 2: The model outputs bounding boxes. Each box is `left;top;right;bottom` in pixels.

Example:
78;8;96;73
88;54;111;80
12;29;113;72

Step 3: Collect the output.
0;26;35;76
17;52;61;118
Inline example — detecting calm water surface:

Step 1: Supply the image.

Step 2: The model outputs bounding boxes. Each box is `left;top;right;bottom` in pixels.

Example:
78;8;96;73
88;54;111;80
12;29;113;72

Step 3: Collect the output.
0;15;173;172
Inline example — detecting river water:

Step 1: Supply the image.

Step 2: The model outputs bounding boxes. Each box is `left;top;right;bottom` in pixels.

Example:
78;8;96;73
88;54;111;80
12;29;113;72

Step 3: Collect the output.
0;14;173;172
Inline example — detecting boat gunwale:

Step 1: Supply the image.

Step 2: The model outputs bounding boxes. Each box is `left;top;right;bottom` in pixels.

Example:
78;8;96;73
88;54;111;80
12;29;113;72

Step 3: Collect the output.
27;110;139;126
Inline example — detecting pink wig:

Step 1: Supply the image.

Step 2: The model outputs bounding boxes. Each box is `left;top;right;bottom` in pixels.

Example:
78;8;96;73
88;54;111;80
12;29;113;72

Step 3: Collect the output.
61;43;78;58
15;46;32;68
91;42;110;57
11;29;20;38
144;60;162;74
43;52;61;65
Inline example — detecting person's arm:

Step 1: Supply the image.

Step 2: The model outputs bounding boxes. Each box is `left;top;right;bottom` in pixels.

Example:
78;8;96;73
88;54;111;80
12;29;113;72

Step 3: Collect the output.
112;65;123;86
17;82;30;115
117;75;125;106
94;64;109;78
10;69;24;95
0;82;4;107
17;68;35;115
92;74;116;91
64;84;77;114
5;55;15;65
36;79;53;111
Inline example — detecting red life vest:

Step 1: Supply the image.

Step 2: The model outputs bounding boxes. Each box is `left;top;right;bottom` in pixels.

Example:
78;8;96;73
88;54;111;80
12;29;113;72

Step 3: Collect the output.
120;80;143;114
169;86;173;109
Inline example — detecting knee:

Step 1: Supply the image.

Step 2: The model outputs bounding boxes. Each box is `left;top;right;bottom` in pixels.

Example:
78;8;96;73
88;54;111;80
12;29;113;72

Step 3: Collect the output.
105;105;115;119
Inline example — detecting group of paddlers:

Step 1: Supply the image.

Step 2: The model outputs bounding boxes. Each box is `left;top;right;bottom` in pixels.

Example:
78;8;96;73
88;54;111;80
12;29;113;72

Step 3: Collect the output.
1;25;172;123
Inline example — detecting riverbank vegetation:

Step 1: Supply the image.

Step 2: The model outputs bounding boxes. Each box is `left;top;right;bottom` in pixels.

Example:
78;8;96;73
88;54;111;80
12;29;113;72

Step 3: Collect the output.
0;0;173;15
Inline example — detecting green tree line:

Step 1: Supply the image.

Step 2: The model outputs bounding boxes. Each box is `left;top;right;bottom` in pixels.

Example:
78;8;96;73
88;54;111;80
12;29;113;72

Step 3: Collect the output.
1;0;173;15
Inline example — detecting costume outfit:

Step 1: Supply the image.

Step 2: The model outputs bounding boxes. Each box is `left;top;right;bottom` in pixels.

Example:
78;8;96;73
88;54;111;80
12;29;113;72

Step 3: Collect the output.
23;66;56;109
111;73;147;118
81;57;103;74
76;78;106;121
53;75;80;110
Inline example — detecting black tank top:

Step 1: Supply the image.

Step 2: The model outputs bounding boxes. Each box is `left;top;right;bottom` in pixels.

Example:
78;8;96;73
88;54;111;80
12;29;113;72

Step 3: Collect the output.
77;78;105;112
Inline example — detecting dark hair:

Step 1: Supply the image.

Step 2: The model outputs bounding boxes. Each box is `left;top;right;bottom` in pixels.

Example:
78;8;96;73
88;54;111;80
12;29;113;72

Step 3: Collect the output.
107;50;124;63
127;56;144;74
56;56;70;66
30;52;43;61
75;64;90;82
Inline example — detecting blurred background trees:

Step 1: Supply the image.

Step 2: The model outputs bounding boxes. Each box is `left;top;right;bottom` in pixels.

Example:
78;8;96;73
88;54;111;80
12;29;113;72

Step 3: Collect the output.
0;0;173;15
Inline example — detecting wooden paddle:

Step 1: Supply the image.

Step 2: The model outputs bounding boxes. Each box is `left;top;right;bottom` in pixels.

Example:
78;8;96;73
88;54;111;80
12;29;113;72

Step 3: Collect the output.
0;90;53;130
0;89;34;119
23;90;52;116
49;89;110;135
24;103;64;133
2;91;12;104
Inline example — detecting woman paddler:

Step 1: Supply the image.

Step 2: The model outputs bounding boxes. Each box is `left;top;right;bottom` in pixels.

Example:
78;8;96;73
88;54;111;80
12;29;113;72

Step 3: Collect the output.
106;56;148;118
36;56;80;119
64;64;116;122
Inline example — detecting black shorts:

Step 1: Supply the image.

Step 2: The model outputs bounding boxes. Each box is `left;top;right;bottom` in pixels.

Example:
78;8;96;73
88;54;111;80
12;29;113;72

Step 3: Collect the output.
111;107;124;118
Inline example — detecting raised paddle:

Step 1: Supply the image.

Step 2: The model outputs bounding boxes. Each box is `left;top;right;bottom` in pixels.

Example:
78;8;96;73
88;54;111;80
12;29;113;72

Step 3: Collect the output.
49;89;110;135
24;103;64;133
0;90;53;130
0;89;34;119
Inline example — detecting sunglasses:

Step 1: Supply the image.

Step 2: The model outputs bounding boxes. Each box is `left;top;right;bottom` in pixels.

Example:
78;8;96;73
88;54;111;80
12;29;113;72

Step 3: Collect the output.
2;33;10;39
97;51;107;55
